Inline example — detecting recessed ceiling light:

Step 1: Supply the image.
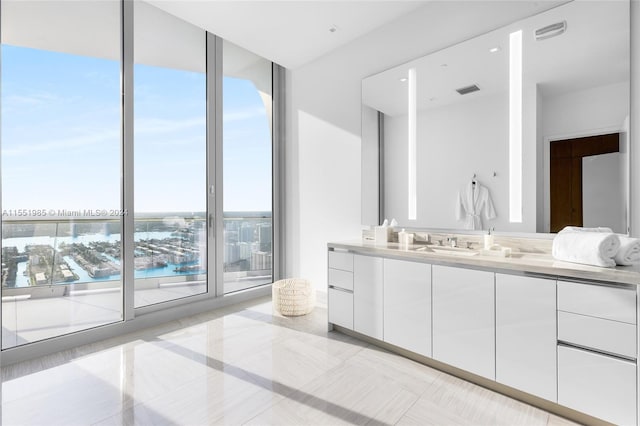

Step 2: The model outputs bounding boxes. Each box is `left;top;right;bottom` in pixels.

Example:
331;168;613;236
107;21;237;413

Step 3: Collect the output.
399;78;408;82
489;46;501;53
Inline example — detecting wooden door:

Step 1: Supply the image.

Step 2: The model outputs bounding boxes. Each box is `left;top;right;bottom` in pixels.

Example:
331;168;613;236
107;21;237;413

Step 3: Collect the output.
550;133;619;232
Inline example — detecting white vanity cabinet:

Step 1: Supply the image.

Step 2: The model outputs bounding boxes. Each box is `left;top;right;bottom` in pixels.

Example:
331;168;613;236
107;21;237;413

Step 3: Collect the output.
353;254;384;340
557;280;637;426
432;265;495;380
495;274;557;402
327;243;640;426
558;345;636;426
383;259;431;357
327;250;354;329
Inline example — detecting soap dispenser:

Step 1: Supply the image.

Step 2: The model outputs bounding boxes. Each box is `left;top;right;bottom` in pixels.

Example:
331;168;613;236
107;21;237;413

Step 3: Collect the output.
484;228;494;249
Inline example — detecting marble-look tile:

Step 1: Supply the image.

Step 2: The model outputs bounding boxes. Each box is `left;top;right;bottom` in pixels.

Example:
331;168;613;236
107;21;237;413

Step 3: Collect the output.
245;361;420;426
343;344;443;396
2;298;571;426
95;365;285;426
412;372;551;426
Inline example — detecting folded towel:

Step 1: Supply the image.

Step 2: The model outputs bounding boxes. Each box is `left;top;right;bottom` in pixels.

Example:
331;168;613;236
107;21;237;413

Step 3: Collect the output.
560;226;613;234
552;231;620;268
614;236;640;266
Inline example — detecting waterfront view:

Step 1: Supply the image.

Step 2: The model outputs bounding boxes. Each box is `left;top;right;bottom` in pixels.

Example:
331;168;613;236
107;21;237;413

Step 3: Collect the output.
1;212;272;290
1;8;274;350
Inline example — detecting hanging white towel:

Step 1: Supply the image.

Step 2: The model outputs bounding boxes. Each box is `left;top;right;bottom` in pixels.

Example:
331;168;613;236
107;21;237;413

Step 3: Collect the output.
456;181;496;230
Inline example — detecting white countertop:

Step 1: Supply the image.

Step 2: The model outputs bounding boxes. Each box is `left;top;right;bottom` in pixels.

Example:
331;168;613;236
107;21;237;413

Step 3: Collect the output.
328;240;640;286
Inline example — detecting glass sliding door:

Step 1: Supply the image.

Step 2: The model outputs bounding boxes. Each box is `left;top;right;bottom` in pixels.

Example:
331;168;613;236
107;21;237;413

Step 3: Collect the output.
133;2;207;307
222;41;273;294
1;1;123;348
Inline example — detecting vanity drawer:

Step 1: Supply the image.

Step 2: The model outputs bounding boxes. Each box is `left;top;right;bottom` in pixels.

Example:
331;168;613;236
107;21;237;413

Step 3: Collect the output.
328;287;353;329
328;268;353;291
558;311;636;359
328;251;354;272
558;345;636;426
557;280;636;324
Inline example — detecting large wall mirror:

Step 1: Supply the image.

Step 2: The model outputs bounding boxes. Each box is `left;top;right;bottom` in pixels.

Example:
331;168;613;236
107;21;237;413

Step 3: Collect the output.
362;0;630;234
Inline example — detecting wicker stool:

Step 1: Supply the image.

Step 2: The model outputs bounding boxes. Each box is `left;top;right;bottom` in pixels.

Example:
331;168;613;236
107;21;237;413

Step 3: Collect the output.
272;278;315;316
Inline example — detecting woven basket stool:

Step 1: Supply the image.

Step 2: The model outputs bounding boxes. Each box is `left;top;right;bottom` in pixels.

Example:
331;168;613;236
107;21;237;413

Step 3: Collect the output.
272;278;315;316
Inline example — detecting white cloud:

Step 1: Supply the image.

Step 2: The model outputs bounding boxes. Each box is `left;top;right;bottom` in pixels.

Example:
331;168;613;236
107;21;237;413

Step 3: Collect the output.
2;129;119;157
2;92;61;109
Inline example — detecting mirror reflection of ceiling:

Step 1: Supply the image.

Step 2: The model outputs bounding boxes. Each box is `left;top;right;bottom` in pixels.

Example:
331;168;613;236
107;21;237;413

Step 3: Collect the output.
362;0;629;117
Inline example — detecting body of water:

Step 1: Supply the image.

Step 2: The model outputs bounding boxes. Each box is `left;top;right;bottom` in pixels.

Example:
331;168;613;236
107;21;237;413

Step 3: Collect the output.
6;231;206;287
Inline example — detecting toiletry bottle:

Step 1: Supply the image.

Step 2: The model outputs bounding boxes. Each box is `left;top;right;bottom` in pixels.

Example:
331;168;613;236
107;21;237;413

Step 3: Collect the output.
398;229;407;247
484;228;494;249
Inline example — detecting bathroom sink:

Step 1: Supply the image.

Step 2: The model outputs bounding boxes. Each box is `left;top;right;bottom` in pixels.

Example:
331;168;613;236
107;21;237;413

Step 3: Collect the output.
413;246;479;257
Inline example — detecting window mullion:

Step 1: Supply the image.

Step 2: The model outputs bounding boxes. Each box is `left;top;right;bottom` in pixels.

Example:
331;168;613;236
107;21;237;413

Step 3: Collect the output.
122;0;135;321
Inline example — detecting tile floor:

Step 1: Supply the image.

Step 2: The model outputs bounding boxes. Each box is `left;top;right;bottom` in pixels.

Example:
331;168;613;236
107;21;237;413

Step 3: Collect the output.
2;277;268;349
1;296;579;425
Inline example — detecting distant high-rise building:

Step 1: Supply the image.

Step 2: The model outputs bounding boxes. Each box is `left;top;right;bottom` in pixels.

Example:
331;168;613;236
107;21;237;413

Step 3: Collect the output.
224;230;239;244
250;251;271;271
224;243;240;264
257;223;272;252
239;242;252;260
239;224;255;243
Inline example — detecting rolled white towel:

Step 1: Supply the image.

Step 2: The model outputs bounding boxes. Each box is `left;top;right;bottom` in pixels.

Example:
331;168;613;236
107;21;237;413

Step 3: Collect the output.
614;236;640;266
552;231;620;268
560;226;613;234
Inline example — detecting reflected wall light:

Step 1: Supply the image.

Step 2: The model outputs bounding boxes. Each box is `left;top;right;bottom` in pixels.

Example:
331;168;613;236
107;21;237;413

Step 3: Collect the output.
509;30;522;223
408;67;417;220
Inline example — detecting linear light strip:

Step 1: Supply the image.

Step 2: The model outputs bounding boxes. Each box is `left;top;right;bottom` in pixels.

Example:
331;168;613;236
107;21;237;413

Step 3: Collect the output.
509;30;523;223
408;67;417;221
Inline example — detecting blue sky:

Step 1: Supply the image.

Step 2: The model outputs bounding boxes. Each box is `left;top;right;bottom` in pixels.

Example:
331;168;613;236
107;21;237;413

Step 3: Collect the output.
1;45;272;214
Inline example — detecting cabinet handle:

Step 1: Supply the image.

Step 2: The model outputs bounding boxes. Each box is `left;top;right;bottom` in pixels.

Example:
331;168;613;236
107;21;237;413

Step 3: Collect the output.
329;286;353;294
330;248;350;253
558;340;637;363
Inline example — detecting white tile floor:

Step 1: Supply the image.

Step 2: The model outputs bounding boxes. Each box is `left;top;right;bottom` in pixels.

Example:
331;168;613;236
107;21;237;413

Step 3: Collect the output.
1;297;579;426
2;278;268;349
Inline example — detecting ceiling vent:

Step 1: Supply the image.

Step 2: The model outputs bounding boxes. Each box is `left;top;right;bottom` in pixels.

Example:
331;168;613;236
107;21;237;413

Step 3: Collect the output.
456;84;480;95
535;21;567;41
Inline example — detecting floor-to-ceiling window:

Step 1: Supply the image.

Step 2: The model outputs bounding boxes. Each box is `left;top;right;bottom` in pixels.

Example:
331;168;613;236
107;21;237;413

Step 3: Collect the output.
222;41;273;294
0;0;278;355
133;2;207;307
1;1;123;349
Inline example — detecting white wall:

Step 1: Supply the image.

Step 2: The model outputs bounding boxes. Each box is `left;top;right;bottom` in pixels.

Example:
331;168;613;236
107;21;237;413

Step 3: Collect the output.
628;0;639;238
361;105;380;226
542;82;629;138
582;153;625;233
286;2;575;291
384;93;510;230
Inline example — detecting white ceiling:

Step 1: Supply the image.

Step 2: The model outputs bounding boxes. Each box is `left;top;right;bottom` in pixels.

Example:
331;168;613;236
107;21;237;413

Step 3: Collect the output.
147;0;431;69
362;0;630;116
